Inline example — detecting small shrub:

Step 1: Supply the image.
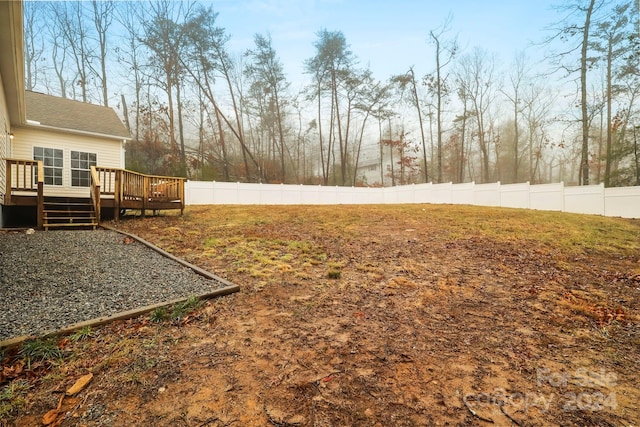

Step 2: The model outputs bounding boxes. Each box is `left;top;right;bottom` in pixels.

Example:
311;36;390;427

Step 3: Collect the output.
150;307;169;323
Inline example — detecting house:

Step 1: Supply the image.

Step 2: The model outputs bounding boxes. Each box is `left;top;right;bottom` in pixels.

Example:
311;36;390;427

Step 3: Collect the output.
0;1;184;229
15;91;130;197
356;160;384;186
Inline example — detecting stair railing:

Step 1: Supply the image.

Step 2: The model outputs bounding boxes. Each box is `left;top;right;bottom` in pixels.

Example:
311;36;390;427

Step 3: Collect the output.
89;165;101;224
4;158;44;228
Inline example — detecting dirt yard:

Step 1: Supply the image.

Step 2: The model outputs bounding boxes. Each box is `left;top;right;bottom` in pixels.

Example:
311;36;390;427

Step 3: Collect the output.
2;204;639;426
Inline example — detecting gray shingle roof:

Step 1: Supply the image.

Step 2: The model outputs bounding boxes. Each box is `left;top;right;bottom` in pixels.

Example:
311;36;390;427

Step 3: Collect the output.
25;91;130;139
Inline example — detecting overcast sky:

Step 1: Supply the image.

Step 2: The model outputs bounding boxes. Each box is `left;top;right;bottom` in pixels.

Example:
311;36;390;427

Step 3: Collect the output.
206;0;562;88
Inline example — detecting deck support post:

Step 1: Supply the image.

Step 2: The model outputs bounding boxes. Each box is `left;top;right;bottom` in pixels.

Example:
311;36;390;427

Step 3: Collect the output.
141;175;148;218
5;159;12;205
180;179;185;216
36;162;44;230
114;169;121;222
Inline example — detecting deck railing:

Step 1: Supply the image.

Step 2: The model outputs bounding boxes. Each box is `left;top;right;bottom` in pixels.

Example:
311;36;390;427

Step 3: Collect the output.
5;158;184;228
94;167;185;220
4;158;44;228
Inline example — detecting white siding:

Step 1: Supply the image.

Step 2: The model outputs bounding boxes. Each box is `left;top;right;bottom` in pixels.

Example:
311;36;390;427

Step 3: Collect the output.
11;126;123;197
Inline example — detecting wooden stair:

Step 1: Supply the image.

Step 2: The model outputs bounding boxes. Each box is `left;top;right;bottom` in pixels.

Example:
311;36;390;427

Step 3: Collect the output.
43;197;98;230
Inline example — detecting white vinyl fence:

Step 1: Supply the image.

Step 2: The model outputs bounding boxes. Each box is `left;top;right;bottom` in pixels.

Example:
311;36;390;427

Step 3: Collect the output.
185;181;640;219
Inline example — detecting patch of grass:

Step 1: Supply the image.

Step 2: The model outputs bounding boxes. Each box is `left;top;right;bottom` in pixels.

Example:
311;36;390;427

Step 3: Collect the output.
0;380;31;418
150;296;204;324
326;261;344;279
429;205;640;255
150;307;169;323
204;237;224;248
70;326;94;341
18;338;66;368
170;295;204;321
327;270;341;279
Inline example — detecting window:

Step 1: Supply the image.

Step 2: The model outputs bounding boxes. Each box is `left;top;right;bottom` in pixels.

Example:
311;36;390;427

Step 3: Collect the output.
71;151;97;187
33;147;63;186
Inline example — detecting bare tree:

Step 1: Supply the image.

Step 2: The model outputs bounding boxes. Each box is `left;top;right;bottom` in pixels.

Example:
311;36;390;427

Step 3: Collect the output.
141;0;196;176
391;68;429;182
115;2;146;141
590;1;635;186
427;15;458;183
455;47;499;183
51;2;95;102
90;0;115;106
522;81;556;183
182;5;263;181
352;76;391;186
305;30;356;185
24;1;46;91
545;0;605;184
245;33;291;182
46;4;71;98
501;52;528;183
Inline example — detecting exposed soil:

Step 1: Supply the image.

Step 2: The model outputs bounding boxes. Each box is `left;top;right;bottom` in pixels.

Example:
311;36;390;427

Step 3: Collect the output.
3;205;639;426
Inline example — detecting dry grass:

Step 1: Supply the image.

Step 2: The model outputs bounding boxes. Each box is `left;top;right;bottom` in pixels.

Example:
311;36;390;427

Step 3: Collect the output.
2;204;639;427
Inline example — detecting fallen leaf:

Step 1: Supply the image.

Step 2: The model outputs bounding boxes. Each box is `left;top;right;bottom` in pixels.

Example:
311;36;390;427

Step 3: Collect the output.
66;373;93;396
3;361;25;379
42;409;59;425
56;394;65;410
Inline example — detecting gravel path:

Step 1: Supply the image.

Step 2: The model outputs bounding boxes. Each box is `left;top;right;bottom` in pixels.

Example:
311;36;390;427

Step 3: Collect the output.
0;229;230;341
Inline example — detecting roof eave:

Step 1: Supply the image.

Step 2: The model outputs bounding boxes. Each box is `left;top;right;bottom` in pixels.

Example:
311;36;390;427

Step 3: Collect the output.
0;1;26;126
18;122;132;142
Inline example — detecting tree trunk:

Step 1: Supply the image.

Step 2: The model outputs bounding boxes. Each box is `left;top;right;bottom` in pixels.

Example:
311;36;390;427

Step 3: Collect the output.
274;92;287;183
513;93;519;182
603;39;613;187
332;71;346;186
165;69;177;164
434;48;443;183
317;83;327;185
214;105;230;182
176;80;187;177
459;102;467;183
409;69;428;183
580;0;596;185
634;125;640;186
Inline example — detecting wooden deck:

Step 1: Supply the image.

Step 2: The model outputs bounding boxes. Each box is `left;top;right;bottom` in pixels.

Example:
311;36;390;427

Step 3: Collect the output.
4;159;185;229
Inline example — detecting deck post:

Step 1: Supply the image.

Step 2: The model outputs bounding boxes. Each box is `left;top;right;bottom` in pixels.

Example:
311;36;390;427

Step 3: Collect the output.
114;169;121;222
5;159;11;205
141;175;148;218
180;178;185;215
36;161;44;230
89;166;101;226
